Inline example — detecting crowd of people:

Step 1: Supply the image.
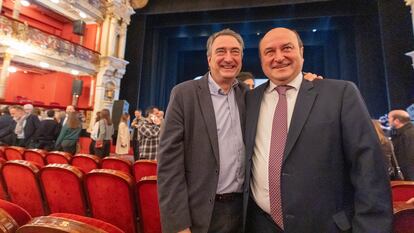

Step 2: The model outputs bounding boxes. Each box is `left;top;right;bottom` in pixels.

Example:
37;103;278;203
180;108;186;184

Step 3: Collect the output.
0;104;164;160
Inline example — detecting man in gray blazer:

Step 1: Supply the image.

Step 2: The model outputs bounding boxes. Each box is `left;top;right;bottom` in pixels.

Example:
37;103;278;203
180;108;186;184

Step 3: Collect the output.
243;27;392;233
158;29;247;233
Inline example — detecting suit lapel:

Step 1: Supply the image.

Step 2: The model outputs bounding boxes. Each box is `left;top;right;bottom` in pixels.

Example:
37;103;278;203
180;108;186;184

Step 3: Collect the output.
234;84;246;139
283;80;317;163
196;74;220;164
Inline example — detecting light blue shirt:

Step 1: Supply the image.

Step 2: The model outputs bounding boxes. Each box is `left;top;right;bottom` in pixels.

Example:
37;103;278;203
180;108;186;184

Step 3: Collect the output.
208;74;245;194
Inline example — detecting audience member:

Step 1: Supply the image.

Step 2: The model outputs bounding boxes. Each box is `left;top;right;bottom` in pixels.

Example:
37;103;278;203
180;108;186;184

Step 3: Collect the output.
55;112;81;154
0;106;15;145
138;107;161;160
33;110;60;150
388;109;414;180
131;109;143;160
10;105;39;147
372;119;394;178
116;112;130;155
89;111;101;155
237;72;255;89
95;109;114;158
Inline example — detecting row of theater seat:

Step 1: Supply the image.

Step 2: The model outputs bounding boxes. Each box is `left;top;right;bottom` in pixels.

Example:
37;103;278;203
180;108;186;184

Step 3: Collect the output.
0;147;161;233
0;199;125;233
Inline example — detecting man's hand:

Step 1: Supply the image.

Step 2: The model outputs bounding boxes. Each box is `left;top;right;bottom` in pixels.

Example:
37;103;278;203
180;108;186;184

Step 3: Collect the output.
303;72;323;81
178;228;191;233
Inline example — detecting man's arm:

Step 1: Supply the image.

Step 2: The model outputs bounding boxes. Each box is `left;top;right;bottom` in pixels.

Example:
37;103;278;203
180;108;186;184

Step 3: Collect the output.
157;86;192;233
340;82;393;233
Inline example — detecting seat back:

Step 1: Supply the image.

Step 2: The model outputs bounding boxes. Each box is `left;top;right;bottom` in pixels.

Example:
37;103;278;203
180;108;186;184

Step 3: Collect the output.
133;160;157;183
4;147;24;160
0;158;8;200
101;157;132;175
1;160;45;217
71;154;100;173
39;164;87;216
0;199;31;227
50;213;125;233
391;181;414;202
393;202;414;233
85;169;137;233
0;146;6;159
45;151;71;164
136;176;161;233
0;208;19;233
23;149;46;167
16;216;110;233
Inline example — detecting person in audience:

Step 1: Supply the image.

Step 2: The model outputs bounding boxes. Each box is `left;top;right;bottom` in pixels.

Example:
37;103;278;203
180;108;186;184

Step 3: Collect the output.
10;105;40;147
0;106;15;145
61;105;76;126
55;112;81;154
33;109;60;151
388;109;414;180
23;104;34;115
372;119;394;178
237;71;255;89
138;106;161;160
89;111;101;155
95;109;114;158
244;27;392;233
116;112;130;155
131;109;143;160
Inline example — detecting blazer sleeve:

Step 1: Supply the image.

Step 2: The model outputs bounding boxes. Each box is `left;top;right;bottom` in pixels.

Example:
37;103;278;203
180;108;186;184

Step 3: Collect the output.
340;82;393;232
157;86;192;233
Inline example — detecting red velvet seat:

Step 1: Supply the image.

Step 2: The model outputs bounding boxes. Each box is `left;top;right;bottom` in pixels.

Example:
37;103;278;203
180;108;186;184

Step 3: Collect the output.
1;160;45;217
23;149;46;167
391;181;414;202
101;157;132;175
0;146;6;159
136;176;161;233
50;213;125;233
393;202;414;233
0;158;8;200
4;147;25;160
45;151;71;164
85;169;137;233
133;160;157;183
0;199;32;227
39;164;87;216
0;208;19;232
16;215;122;233
71;154;100;173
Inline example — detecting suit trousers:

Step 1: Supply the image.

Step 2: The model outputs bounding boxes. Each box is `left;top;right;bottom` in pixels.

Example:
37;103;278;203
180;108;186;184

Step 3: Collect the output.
246;197;283;233
208;194;243;233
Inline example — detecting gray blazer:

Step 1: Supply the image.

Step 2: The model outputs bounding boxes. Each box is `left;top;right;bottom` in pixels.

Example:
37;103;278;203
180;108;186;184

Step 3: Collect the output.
157;74;247;233
243;79;393;233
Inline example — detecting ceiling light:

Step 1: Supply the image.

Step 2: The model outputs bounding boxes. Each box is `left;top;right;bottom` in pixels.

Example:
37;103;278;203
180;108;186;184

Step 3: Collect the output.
39;62;49;68
20;0;30;7
51;0;59;3
312;29;317;32
8;67;17;73
71;69;80;75
79;11;87;19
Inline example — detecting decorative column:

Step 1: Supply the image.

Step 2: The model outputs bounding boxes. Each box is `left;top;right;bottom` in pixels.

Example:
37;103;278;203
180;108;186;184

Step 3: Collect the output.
0;0;3;13
405;0;414;68
12;0;21;19
117;22;128;59
0;53;13;99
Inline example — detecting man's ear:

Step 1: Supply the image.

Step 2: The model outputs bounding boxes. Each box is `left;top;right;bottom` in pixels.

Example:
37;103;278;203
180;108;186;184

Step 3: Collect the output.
300;46;304;58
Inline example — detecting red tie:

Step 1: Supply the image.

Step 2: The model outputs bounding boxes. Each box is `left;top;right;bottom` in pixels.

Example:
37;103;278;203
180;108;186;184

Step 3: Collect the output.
269;85;292;229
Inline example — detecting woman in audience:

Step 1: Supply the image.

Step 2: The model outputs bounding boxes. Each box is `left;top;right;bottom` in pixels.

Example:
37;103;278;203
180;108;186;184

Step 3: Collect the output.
55;112;81;154
95;109;114;158
372;119;394;178
89;111;100;155
116;112;130;155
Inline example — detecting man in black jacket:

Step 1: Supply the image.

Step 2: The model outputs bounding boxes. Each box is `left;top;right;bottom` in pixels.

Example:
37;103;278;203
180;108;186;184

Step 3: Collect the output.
389;109;414;180
0;106;16;145
10;105;40;147
33;110;60;150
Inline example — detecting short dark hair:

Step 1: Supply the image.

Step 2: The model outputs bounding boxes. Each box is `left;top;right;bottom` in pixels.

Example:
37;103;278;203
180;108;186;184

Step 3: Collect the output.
237;72;254;82
206;28;244;57
145;106;158;117
46;110;55;118
393;114;411;124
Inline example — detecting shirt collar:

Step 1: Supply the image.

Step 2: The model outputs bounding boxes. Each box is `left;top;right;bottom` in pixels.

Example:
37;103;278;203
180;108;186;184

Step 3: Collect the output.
266;72;303;93
208;72;239;95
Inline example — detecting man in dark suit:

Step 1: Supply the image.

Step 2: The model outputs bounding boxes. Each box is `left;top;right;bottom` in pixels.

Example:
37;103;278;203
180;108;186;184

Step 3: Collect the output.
10;105;40;147
158;29;247;233
244;27;392;233
0;106;15;145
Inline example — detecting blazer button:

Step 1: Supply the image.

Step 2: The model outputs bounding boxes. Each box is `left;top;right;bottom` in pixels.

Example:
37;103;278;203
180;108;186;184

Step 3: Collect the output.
215;169;218;174
209;198;213;203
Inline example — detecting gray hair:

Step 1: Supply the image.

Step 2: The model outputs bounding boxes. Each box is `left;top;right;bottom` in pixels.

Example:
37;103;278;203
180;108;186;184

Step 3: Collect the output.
206;28;244;57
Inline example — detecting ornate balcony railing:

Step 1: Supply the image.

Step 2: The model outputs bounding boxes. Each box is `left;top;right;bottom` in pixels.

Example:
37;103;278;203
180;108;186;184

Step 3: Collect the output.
0;15;100;65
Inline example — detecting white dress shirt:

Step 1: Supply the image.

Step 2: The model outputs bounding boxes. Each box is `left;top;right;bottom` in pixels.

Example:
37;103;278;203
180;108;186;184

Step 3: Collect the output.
251;73;303;214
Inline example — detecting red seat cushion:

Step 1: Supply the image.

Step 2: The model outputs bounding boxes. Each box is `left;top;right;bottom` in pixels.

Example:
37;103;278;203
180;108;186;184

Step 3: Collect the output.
0;199;31;226
71;154;100;173
136;176;161;233
391;181;414;202
50;213;125;233
133;160;157;183
101;157;132;175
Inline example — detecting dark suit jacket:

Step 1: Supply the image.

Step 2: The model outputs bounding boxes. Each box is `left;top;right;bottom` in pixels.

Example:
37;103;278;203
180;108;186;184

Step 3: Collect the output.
243;78;392;233
158;74;247;233
22;114;40;147
34;119;60;141
0;114;15;145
